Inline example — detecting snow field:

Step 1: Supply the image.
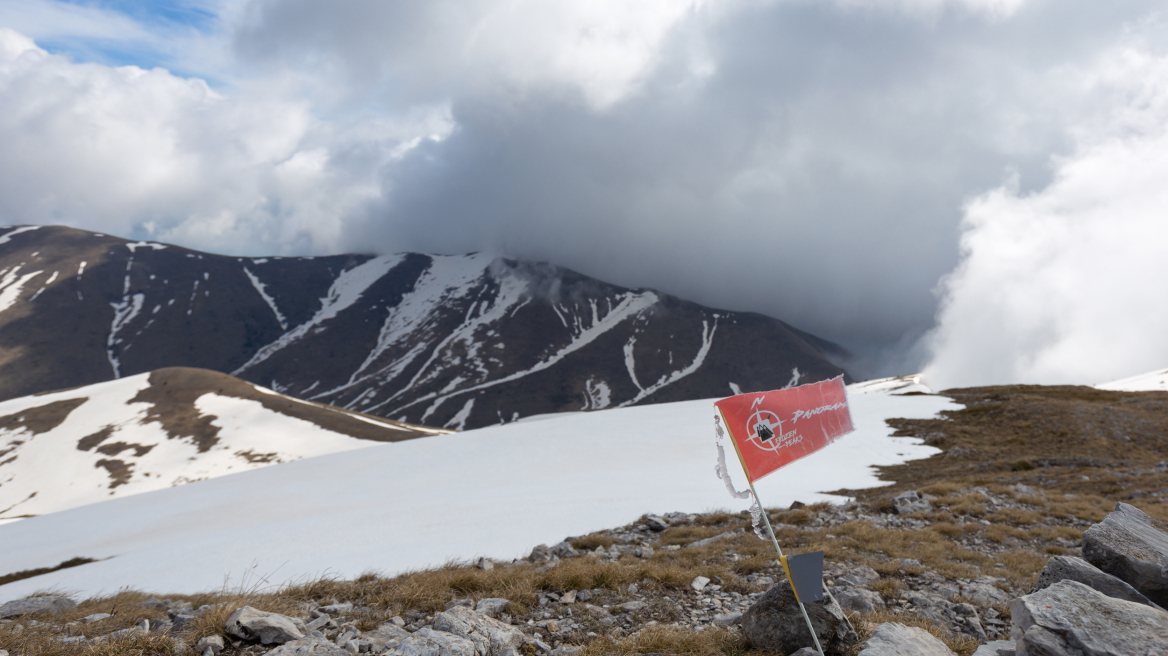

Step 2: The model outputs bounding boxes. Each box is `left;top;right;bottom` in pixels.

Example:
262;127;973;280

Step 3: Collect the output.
0;379;955;599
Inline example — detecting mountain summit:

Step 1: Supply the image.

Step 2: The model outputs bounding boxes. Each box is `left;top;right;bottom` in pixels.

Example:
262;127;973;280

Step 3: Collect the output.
0;225;848;429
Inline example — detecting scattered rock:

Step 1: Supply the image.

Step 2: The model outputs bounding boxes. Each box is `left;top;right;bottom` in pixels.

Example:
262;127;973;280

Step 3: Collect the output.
559;590;577;604
1035;555;1162;608
265;636;351;656
834;588;884;613
223;606;306;645
740;582;859;654
857;622;955;656
713;611;742;626
1010;579;1168;656
364;623;411;652
399;626;476;656
971;641;1015;656
196;635;225;655
790;648;818;656
528;545;553;562
1082;502;1168;606
0;595;77;618
431;605;526;656
319;602;353;615
691;576;711;591
80;612;113;623
475;598;510;617
892;490;932;515
645;515;669;531
474;557;494;570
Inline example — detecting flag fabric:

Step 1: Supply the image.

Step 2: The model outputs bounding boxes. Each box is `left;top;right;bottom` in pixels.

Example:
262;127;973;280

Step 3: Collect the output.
781;551;825;603
714;376;854;484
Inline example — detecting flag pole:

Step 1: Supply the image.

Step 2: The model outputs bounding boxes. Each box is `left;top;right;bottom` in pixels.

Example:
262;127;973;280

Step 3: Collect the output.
748;480;825;656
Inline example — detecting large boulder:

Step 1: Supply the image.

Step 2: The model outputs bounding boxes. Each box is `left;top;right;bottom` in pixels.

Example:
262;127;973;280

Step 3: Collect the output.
0;595;76;618
1081;502;1168;607
1035;555;1162;609
834;587;885;613
431;605;525;656
223;606;306;645
399;626;477;656
741;580;859;654
1010;579;1168;656
856;623;955;656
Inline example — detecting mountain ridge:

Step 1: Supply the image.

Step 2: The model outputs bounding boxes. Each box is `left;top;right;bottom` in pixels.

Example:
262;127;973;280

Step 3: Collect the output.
0;224;849;429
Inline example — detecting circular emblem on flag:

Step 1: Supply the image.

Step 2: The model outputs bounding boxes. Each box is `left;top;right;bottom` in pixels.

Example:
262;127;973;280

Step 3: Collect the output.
746;409;784;452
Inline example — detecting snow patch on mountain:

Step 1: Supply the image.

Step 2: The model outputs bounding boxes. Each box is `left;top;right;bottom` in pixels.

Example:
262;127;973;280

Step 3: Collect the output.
1095;367;1168;392
0;375;381;521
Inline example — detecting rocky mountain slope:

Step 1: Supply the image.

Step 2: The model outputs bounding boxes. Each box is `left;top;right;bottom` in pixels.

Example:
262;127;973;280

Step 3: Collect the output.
0;367;444;521
0;225;848;430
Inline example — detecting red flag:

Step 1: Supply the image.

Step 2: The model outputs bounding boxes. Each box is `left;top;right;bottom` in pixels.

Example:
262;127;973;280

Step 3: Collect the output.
715;376;854;484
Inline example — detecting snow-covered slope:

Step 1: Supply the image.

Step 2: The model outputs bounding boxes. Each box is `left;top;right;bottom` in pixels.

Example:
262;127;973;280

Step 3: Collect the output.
0;378;956;599
1096;367;1168;392
0;225;849;429
0;368;445;522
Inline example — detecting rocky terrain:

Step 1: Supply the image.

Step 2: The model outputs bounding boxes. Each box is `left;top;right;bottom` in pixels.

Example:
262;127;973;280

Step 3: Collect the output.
1;382;1166;655
0;225;848;429
1;493;1165;656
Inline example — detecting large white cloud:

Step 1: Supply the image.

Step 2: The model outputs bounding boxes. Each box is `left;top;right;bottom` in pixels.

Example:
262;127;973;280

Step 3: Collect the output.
0;26;452;253
1;0;1167;377
924;43;1168;388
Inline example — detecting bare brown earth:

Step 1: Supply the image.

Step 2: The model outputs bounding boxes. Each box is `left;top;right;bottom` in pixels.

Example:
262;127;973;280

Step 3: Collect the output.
2;384;1166;656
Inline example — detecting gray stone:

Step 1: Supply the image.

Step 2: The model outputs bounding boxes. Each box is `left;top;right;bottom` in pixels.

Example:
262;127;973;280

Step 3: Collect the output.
575;589;592;602
528;544;552;562
713;611;742;626
223;605;305;644
550;541;580;558
645;515;669;531
549;647;580;656
691;576;711;591
171;613;197;632
265;636;351;656
139;597;170;611
319;602;353;616
0;595;77;618
474;557;494;570
1035;555;1162;609
364;622;411;652
475;598;510;617
619;600;645;612
857;622;955;656
836;566;880;588
633;545;654;558
971;641;1014;656
558;590;577;604
399;627;476;656
892;491;932;515
959;582;1009;607
1082;502;1168;607
195;635;225;655
790;649;819;656
431;605;525;656
532;639;552;652
80;612;113;623
834;587;885;613
741;581;859;654
1010;579;1168;656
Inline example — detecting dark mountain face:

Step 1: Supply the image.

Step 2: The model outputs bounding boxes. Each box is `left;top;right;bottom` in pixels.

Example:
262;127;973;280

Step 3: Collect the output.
0;225;850;429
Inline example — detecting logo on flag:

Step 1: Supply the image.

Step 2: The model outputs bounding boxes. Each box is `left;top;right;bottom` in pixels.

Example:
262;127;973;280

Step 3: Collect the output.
715;376;854;483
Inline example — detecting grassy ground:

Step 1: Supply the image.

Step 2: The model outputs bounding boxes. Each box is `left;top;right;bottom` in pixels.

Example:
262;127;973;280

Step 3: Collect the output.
2;384;1165;656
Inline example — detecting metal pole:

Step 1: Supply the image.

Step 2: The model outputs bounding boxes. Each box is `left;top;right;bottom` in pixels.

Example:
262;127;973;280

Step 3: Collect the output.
749;481;825;656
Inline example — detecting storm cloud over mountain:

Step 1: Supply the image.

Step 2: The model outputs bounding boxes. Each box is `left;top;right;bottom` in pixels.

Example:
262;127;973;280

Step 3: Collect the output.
1;0;1166;383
